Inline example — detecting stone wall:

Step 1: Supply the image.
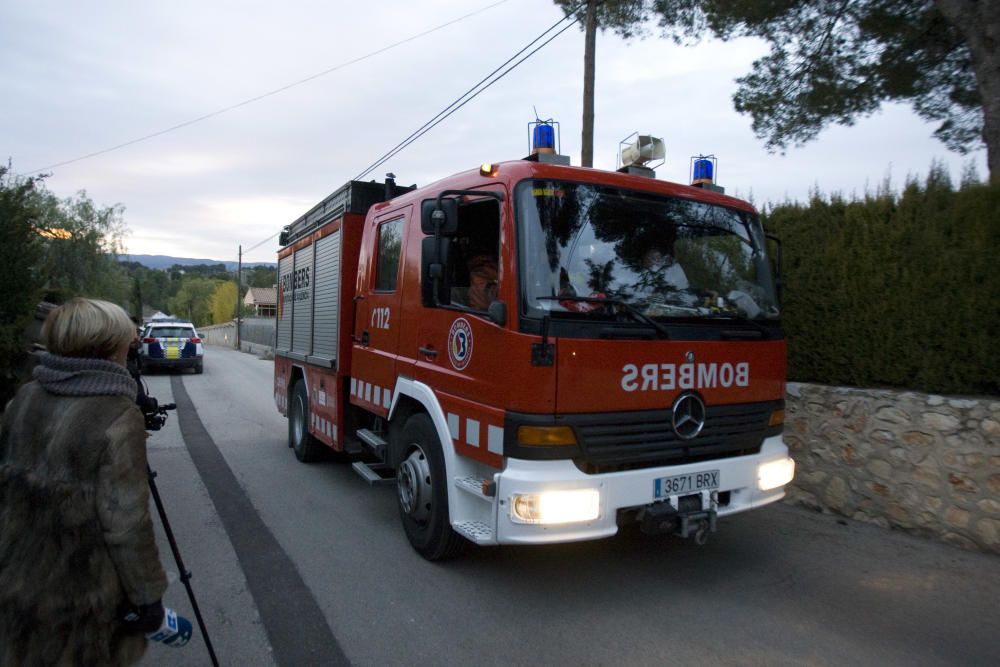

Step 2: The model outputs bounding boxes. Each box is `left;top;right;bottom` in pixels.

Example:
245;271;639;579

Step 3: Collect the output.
784;383;1000;555
239;318;275;348
199;321;273;358
199;321;235;347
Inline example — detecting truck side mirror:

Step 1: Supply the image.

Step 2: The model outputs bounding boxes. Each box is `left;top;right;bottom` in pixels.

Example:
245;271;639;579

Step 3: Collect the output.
421;236;451;306
421;199;459;235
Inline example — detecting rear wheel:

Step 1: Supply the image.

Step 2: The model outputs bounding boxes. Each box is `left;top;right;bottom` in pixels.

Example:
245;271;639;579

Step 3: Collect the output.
194;361;203;374
394;414;465;560
289;381;324;462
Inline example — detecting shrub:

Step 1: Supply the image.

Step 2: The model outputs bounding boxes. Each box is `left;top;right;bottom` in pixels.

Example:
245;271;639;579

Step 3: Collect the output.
762;166;999;395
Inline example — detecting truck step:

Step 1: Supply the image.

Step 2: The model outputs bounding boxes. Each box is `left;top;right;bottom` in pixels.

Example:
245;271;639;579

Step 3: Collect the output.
356;428;387;460
454;476;496;501
453;520;494;544
339;435;364;457
352;461;395;486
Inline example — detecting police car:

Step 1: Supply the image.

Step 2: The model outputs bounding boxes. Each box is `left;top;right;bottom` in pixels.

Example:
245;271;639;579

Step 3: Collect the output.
140;321;204;374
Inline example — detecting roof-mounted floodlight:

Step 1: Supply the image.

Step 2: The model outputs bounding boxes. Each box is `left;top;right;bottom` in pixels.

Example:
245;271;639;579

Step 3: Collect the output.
619;133;665;168
617;133;665;178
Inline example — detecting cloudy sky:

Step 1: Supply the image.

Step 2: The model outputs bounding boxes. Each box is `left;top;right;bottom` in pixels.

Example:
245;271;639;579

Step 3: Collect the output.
3;0;987;264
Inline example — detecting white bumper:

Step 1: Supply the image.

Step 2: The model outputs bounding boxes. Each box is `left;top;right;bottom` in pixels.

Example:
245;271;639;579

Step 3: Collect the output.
493;435;791;544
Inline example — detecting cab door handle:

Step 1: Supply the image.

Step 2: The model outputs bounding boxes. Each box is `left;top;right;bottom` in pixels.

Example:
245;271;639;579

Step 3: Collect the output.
361;330;370;346
418;345;437;358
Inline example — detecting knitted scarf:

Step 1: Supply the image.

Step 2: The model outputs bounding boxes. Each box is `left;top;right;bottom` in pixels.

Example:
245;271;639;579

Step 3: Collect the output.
32;353;137;399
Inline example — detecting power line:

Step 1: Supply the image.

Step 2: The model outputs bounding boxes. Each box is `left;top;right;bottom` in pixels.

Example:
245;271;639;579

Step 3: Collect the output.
243;231;280;255
24;0;512;175
243;11;579;259
354;8;580;181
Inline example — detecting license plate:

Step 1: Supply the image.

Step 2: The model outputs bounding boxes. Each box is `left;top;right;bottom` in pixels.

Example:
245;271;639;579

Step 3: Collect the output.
654;470;720;499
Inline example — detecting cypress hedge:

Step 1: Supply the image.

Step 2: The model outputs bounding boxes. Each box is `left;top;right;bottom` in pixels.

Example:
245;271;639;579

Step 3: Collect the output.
761;166;999;396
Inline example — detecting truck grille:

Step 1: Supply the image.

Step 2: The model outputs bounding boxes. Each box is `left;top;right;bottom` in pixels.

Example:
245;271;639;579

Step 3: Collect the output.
570;401;782;474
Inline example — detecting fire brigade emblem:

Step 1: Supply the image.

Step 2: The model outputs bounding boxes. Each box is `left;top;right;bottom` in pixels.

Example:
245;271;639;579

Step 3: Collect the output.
447;318;474;370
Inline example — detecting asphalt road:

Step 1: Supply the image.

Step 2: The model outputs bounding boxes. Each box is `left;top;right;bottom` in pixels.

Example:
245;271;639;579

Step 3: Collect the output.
140;345;1000;667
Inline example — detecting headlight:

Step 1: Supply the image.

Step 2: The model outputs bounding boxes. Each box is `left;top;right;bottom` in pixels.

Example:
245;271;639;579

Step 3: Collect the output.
511;489;600;524
757;457;795;491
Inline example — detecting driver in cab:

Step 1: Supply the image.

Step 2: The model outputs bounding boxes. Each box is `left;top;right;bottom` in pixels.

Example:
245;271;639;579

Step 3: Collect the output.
452;254;498;311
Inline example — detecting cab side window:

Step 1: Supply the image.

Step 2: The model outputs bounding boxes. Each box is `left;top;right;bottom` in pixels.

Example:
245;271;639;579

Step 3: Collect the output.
447;199;501;311
375;218;404;291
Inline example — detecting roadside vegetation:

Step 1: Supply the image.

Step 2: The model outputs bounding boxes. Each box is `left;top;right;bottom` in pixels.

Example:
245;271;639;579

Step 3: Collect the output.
1;164;275;404
763;164;999;396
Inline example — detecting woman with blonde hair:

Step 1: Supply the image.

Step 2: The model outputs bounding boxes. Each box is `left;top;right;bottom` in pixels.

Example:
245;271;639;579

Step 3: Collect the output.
0;298;173;665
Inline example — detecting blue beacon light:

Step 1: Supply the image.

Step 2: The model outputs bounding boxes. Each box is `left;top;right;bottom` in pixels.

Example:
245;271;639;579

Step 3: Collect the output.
692;158;714;184
532;122;556;154
528;116;559;156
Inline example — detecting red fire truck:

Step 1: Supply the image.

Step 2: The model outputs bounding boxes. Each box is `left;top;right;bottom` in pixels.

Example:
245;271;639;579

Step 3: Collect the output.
273;134;794;560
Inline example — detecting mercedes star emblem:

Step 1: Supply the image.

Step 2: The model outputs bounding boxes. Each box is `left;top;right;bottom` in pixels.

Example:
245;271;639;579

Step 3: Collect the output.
672;393;706;440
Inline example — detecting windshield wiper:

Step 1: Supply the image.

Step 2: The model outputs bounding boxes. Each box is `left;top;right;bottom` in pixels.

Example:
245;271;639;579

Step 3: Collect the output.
536;295;670;339
682;312;776;338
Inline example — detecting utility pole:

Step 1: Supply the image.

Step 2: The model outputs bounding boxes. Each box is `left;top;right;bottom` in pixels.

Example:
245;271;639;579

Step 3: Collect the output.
236;244;242;350
581;0;598;168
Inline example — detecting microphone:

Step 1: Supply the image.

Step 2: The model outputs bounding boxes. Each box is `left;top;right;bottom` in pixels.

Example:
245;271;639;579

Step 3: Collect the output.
124;602;192;648
146;607;193;647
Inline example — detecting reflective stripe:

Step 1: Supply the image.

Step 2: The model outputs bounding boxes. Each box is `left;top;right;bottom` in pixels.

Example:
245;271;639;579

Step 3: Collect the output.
488;425;504;455
466;418;480;448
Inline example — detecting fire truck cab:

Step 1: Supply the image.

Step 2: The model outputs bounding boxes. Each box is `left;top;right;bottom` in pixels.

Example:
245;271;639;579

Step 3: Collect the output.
274;146;794;560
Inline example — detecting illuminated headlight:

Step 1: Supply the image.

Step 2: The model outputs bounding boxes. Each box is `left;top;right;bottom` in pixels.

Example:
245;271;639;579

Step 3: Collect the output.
511;489;600;525
757;458;795;491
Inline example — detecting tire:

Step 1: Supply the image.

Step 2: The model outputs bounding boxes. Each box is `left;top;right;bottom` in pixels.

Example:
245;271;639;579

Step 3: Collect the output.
394;414;465;560
289;381;324;462
194;361;203;374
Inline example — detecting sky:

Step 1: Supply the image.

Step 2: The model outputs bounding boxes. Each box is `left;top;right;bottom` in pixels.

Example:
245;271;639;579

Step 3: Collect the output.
2;0;988;265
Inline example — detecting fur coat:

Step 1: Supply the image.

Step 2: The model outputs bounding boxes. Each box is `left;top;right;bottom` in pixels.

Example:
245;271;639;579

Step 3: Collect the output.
0;371;168;666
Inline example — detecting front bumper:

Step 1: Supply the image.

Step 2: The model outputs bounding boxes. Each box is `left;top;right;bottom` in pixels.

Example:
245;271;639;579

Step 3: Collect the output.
494;435;791;544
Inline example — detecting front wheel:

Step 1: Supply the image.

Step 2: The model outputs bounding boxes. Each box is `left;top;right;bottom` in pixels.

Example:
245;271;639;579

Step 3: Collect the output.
394;414;465;560
288;382;324;462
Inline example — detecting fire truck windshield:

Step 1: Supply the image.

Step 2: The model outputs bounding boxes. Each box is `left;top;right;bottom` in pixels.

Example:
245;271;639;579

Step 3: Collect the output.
516;179;780;323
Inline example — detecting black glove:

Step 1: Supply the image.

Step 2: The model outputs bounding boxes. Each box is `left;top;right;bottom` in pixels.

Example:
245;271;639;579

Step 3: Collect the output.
121;599;165;634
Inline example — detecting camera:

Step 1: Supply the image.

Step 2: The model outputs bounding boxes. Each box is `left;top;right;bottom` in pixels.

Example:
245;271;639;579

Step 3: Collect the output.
139;394;175;431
